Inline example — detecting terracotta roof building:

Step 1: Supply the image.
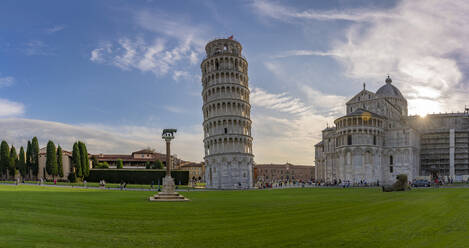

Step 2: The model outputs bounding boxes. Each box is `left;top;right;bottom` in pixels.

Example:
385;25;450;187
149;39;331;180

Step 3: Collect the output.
93;149;187;169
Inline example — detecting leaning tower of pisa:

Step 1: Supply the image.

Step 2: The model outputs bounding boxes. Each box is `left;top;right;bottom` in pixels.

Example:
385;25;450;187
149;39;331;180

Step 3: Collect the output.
201;37;254;189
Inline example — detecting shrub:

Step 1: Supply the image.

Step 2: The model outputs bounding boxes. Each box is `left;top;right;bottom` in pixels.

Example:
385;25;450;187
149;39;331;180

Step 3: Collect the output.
86;169;189;185
95;162;109;169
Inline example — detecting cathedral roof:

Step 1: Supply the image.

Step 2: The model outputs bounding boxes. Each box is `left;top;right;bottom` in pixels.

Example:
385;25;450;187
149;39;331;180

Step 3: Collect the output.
346;108;385;119
376;76;405;99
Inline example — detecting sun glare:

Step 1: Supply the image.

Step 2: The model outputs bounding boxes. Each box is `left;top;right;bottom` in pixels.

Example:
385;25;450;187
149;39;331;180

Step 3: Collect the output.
409;99;442;117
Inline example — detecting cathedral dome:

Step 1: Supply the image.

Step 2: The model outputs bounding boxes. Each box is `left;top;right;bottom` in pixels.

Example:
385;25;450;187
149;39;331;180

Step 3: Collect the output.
376;76;404;99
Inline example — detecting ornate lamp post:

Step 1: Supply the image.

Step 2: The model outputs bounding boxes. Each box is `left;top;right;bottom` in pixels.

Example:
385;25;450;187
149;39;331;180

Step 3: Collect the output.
149;129;189;201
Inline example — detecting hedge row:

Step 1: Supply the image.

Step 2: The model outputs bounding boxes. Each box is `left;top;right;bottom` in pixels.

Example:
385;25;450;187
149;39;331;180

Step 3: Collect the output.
86;169;189;185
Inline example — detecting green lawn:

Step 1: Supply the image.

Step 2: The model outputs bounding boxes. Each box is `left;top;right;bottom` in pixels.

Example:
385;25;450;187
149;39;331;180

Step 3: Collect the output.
1;186;468;248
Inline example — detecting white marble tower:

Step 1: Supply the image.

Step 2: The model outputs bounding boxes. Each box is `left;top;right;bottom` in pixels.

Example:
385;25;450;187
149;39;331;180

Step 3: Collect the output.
201;37;254;189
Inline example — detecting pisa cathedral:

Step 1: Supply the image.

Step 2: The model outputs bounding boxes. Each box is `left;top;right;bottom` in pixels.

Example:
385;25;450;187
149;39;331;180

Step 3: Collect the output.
315;76;469;184
201;38;254;189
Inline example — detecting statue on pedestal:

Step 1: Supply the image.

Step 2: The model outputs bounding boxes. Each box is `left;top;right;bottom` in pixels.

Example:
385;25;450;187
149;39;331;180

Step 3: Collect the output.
149;129;189;201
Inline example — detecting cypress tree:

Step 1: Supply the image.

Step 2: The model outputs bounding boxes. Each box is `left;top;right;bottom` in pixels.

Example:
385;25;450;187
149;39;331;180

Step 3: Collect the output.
72;142;82;178
18;146;26;179
31;137;40;177
117;159;123;169
78;141;89;177
46;141;58;179
26;141;32;179
91;156;99;168
57;145;64;177
9;146;17;178
0;141;10;178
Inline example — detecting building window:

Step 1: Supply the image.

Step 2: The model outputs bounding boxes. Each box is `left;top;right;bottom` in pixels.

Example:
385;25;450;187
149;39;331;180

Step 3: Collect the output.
373;135;377;145
224;128;228;134
390;155;393;165
390;166;393;173
347;135;352;145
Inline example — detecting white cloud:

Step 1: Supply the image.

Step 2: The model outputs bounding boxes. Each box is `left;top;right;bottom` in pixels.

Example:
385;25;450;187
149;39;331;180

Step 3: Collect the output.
45;25;66;34
299;85;347;117
271;50;340;59
164;105;186;114
0;76;14;88
251;0;393;22
90;10;208;79
0;118;204;162
252;106;334;164
256;0;469;116
250;87;337;164
251;87;309;115
0;99;24;117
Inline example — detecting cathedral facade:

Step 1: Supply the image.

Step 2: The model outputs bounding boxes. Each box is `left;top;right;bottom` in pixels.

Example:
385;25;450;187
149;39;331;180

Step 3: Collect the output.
315;76;469;184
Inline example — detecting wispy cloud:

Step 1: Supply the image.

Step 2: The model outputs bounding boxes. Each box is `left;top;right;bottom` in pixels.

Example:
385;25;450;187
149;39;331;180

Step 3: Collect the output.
0;118;204;162
45;25;66;34
251;0;393;22
0;76;14;88
164;105;186;114
90;10;209;80
249;86;339;164
251;87;309;115
0;99;24;117
271;50;340;59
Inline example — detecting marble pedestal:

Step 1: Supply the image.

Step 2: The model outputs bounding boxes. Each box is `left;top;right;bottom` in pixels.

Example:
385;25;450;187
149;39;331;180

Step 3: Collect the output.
149;176;189;202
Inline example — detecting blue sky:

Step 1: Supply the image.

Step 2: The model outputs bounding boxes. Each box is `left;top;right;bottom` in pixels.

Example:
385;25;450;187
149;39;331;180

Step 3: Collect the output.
1;0;469;163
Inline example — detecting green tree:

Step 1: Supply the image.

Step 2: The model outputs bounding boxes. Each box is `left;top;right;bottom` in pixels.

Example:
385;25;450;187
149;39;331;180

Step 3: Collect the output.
116;159;123;169
46;140;58;179
0;141;10;178
91;156;99;168
26;141;32;179
72;142;82;178
18;146;26;179
57;145;64;177
152;159;164;169
31;137;40;177
96;162;109;169
9;146;17;178
78;142;89;177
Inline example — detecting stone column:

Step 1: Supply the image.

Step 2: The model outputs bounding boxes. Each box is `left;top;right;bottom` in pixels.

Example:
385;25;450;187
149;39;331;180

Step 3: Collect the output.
166;139;171;176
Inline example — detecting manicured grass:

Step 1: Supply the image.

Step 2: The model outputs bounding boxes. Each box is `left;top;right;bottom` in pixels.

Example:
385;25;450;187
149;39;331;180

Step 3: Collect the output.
1;186;469;247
